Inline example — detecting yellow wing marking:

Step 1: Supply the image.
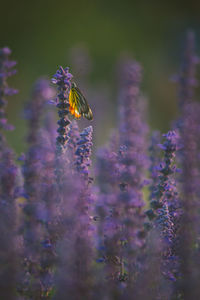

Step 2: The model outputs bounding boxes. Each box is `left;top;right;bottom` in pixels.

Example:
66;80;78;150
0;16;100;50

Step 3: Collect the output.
69;88;81;119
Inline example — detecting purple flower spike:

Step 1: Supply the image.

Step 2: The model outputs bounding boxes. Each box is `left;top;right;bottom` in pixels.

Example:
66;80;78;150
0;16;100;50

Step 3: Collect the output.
174;31;200;299
0;47;19;299
147;130;181;284
52;66;73;205
95;59;149;292
53;126;94;300
19;78;55;298
117;59;149;259
52;66;73;152
118;60;149;192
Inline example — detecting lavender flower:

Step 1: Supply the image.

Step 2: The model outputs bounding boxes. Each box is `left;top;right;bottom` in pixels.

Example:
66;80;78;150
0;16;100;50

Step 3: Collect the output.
35;112;57;299
23;77;54;203
118;60;149;208
147;131;181;285
174;31;200;299
51;67;95;299
95;143;122;287
117;60;149;278
53;127;94;300
23;78;55;191
52;66;72;152
95;60;149;293
53;173;94;300
0;47;19;300
19;79;55;298
52;66;73;212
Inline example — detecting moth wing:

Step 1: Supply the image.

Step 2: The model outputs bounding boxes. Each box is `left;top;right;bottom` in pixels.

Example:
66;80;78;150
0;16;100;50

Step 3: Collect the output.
74;87;93;120
84;107;93;120
69;88;81;119
74;87;88;112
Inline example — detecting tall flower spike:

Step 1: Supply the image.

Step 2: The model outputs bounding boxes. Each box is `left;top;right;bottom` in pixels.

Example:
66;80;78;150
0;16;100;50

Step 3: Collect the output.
174;31;200;299
0;47;18;299
95;144;123;291
147;131;181;285
19;79;54;298
53;171;94;300
118;59;149;197
95;60;149;291
117;60;149;278
23;78;55;199
52;67;73;199
35;113;57;299
53;127;94;300
52;66;72;154
0;47;18;144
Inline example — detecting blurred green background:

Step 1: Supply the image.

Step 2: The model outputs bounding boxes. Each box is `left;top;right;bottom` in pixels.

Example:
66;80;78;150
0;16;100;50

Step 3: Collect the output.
1;0;200;153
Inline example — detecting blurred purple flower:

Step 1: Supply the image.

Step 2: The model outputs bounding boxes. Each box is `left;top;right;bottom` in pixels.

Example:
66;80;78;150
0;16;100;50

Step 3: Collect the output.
117;60;149;275
19;79;56;298
174;31;200;299
147;131;181;286
53;131;94;300
0;47;19;298
95;59;149;293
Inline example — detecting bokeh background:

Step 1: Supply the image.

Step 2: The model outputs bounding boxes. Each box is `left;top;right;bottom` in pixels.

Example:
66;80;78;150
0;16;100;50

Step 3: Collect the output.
1;0;200;153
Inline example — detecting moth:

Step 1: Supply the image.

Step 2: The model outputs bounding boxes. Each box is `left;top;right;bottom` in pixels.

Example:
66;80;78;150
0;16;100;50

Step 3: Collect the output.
69;82;93;120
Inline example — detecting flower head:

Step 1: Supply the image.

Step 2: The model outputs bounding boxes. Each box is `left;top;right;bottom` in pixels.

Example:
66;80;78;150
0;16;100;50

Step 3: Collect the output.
52;66;72;151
